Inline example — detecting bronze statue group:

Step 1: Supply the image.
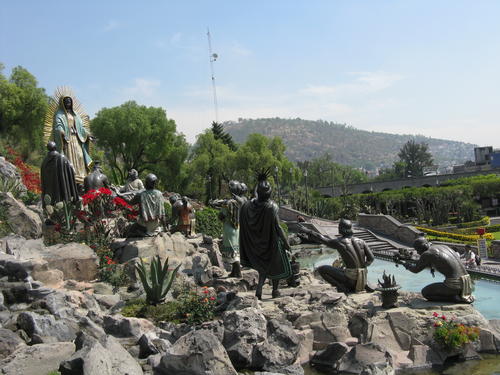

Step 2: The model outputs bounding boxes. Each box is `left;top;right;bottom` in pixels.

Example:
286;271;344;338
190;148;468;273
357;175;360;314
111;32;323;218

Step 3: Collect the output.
41;88;475;303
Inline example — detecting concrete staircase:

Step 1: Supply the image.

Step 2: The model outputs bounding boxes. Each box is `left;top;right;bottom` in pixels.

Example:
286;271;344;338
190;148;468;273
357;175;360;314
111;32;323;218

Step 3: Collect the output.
353;229;403;259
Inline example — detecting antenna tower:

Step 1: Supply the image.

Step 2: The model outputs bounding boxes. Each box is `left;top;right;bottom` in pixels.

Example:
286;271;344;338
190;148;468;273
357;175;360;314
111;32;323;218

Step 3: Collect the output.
207;28;219;123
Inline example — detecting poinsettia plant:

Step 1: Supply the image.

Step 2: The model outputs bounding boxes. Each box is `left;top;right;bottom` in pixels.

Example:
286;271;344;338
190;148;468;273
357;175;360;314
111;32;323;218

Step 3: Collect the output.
76;187;138;248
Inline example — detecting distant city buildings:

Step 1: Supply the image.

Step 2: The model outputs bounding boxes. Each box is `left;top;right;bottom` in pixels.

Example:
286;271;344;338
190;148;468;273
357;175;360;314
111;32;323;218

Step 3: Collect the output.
453;146;500;173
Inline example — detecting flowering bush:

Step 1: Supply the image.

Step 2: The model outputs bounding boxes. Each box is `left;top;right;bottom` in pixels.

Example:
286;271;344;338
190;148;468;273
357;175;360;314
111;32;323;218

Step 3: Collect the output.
5;147;41;194
175;286;217;325
432;312;480;351
416;226;494;241
95;248;129;288
76;187;138;248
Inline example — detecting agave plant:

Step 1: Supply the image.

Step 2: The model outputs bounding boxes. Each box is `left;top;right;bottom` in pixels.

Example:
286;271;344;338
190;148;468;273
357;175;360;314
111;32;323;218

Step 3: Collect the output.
135;256;181;305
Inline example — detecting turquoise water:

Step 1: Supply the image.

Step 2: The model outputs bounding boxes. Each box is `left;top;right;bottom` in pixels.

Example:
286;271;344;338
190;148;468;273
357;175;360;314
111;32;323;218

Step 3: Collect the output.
299;251;500;320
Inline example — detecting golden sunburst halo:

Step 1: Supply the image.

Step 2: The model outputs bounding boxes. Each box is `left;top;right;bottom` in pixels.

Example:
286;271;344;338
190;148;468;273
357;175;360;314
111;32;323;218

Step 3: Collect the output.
43;86;91;145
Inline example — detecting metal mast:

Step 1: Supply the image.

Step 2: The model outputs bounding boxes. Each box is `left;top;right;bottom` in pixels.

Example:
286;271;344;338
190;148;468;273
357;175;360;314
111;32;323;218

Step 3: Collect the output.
207;28;219;123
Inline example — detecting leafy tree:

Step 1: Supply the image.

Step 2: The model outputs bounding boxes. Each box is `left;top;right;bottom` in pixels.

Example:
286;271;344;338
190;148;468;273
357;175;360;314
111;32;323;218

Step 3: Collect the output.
211;121;237;151
373;161;406;182
0;64;48;160
398;139;434;178
185;130;233;200
90;101;188;187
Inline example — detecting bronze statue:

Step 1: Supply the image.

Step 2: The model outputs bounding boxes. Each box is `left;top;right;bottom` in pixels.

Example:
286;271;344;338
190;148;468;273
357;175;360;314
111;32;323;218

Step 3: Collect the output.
125;174;166;237
83;161;110;192
298;219;374;293
44;87;92;184
398;236;474;303
211;181;244;278
239;170;291;299
120;169;144;193
172;196;194;236
40;141;79;207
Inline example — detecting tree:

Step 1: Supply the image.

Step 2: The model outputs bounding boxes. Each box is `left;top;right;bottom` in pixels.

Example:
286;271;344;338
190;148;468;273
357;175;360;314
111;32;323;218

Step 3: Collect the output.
398;139;434;178
0;64;48;160
90;101;188;187
211;121;237;151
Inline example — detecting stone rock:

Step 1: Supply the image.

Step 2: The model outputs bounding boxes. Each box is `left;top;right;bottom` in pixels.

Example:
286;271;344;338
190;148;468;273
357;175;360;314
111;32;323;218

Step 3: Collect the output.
60;332;143;375
0;157;27;194
202;240;224;268
0;328;26;360
31;268;64;288
253;319;301;372
17;311;78;342
311;341;349;368
41;242;99;281
222;307;267;369
210;265;226;278
103;314;156;339
158;330;237;375
0;192;42;239
338;342;394;375
138;332;171;359
95;294;121;310
0;341;75;375
112;232;195;265
295;328;314;364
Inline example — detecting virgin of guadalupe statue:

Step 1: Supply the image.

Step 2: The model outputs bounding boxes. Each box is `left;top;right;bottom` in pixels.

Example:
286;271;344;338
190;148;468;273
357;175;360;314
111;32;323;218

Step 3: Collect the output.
44;87;92;184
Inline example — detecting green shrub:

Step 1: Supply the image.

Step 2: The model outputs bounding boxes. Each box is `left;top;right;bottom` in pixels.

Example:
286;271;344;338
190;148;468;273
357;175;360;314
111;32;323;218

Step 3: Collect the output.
457;216;490;228
195;207;223;238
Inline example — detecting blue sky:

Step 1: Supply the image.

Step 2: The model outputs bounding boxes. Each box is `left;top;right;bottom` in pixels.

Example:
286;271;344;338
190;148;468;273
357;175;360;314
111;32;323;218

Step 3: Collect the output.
1;1;499;147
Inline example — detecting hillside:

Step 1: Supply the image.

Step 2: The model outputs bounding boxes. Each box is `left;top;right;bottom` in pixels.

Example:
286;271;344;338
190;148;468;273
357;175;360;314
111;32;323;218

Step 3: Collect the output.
224;118;475;171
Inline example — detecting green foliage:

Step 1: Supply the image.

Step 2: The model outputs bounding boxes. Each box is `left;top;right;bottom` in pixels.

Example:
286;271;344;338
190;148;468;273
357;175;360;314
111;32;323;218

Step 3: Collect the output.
0;204;12;237
195;207;223;238
0;176;24;198
21;190;40;206
223;118;473;172
211;121;237;151
456;216;490;228
90;101;188;188
432;313;480;351
175;286;216;325
135;256;180;305
46;371;61;375
96;248;129;288
121;286;217;325
398;139;434;177
0;64;48;162
280;222;288;236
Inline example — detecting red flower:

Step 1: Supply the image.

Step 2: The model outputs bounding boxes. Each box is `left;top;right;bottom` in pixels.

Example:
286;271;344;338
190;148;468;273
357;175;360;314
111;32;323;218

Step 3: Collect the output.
98;187;112;195
441;315;446;320
433;312;439;317
113;197;132;209
54;223;61;232
203;289;209;294
209;296;215;301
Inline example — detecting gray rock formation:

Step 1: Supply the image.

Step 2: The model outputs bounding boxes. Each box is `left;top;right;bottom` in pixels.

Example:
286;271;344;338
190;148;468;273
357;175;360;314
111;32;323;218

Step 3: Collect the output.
0;193;42;239
157;330;238;375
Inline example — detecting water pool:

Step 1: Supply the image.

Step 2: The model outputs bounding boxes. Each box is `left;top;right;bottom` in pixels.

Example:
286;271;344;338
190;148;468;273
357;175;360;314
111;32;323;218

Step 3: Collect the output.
298;251;500;320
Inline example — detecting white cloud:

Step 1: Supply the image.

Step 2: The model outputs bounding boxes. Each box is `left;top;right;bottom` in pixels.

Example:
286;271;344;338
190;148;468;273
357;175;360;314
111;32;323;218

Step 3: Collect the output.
103;20;119;32
231;42;252;57
122;78;161;98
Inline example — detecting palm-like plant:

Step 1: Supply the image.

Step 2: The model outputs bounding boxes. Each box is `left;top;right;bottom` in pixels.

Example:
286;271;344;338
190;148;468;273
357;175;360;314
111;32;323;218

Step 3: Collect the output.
135;256;181;305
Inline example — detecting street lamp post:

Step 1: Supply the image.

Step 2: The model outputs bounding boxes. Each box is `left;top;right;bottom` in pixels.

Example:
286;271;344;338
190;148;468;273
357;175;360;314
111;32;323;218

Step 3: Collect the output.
207;175;212;201
304;169;309;214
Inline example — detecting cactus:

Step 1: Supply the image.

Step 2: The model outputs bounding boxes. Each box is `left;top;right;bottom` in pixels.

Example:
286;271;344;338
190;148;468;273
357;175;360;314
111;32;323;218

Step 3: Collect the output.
135;256;181;305
378;271;397;289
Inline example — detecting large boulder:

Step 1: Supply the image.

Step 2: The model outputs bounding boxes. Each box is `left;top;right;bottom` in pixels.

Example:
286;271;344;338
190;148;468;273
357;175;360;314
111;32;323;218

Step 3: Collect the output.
59;332;143;375
157;330;237;375
222;307;268;369
0;342;75;375
17;311;78;343
0;328;26;360
0;192;42;239
111;232;195;265
0;237;98;282
102;314;156;340
0;157;27;194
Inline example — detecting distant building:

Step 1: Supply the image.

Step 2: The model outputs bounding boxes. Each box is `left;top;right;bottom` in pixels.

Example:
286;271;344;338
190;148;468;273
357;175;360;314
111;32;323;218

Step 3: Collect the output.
491;151;500;168
474;146;494;165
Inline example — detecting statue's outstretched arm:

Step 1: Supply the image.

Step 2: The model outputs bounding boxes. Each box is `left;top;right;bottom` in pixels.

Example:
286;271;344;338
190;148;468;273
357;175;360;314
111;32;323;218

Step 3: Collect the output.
297;224;338;247
405;252;430;273
364;242;375;266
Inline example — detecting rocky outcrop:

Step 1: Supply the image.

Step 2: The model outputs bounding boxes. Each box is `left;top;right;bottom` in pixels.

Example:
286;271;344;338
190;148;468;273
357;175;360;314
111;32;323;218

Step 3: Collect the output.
0;193;42;239
0;157;27;194
157;330;238;375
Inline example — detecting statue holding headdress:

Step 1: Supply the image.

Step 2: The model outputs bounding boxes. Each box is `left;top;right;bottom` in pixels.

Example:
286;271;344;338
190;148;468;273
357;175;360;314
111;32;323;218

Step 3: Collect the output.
44;87;92;184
